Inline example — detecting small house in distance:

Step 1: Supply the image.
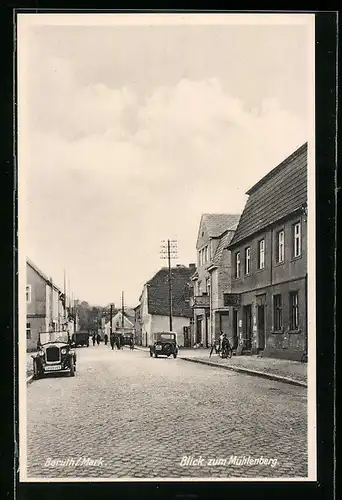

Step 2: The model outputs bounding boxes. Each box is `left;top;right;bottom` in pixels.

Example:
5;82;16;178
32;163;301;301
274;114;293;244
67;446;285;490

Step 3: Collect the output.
139;264;196;347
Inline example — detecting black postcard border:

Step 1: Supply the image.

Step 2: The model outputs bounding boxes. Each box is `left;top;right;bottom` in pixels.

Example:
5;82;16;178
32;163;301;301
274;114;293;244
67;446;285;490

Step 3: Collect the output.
1;7;337;500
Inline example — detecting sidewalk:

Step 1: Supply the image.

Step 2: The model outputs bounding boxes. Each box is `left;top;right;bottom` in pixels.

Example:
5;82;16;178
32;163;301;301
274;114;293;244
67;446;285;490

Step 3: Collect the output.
135;346;307;387
27;352;35;378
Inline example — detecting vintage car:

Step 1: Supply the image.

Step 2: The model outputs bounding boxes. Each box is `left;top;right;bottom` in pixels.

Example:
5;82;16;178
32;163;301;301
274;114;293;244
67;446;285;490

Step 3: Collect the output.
32;332;77;379
149;331;178;358
122;332;134;348
72;331;89;347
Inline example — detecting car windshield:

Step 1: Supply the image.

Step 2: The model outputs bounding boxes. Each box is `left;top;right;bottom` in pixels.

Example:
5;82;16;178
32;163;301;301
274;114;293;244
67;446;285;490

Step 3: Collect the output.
40;331;70;344
156;333;176;341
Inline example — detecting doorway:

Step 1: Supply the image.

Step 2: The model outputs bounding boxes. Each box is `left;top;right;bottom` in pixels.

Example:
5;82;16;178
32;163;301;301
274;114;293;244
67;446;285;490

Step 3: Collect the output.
233;309;238;349
257;304;266;350
196;316;202;345
243;305;252;350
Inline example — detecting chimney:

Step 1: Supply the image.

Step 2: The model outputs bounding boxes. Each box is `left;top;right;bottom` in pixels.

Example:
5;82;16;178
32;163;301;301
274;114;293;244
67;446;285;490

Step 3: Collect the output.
189;263;196;270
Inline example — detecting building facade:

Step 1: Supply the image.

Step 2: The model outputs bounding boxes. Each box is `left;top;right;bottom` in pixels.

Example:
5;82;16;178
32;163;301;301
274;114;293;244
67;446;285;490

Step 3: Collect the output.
133;304;142;346
26;259;66;351
104;311;135;337
227;143;308;361
139;264;195;347
191;214;240;347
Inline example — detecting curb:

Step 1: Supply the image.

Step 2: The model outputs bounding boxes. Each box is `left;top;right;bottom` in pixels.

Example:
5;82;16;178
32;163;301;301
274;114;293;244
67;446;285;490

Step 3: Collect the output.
27;374;34;385
180;357;307;388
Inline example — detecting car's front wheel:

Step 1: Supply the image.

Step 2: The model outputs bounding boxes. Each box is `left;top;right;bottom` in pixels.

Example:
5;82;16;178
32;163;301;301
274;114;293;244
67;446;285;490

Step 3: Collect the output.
173;353;177;358
149;350;153;357
69;362;75;377
155;353;158;358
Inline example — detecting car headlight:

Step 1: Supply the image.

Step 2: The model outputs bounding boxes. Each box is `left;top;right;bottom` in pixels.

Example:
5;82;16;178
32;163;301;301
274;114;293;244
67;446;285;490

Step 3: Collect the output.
61;348;67;355
39;350;44;356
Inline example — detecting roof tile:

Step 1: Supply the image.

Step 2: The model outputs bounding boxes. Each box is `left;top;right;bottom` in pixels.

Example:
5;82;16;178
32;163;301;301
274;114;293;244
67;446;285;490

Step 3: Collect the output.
147;266;193;318
229;143;307;247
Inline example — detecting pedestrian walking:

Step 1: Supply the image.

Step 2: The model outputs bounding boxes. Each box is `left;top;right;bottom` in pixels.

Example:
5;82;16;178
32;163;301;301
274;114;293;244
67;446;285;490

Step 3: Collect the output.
96;333;101;346
110;333;115;350
92;333;96;346
116;336;121;350
104;333;108;346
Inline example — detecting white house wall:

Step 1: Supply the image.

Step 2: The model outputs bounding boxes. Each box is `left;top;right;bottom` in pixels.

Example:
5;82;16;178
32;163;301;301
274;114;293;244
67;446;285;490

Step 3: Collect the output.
150;315;189;347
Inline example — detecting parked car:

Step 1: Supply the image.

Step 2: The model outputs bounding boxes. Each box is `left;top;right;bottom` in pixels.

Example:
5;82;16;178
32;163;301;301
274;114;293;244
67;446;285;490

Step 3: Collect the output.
149;332;178;358
72;331;89;347
32;332;77;379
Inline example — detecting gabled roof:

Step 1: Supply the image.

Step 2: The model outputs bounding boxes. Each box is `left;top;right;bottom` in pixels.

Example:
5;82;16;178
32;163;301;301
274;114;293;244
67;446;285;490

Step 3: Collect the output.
229;143;307;247
27;258;63;293
106;311;134;328
208;230;235;269
146;265;193;318
202;214;241;238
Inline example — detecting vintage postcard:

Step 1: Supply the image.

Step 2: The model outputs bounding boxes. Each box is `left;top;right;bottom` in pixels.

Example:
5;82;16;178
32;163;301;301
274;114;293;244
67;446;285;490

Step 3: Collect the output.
17;12;316;482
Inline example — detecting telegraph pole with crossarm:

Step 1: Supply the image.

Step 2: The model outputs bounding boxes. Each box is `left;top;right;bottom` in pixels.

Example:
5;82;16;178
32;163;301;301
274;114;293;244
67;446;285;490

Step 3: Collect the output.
160;239;178;331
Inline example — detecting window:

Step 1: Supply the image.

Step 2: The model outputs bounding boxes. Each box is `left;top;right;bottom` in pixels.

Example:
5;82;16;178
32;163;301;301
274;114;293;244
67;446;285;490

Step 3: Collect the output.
26;322;31;339
245;247;251;275
293;222;301;257
26;285;32;303
289;291;299;330
235;252;241;278
273;294;283;331
277;230;285;263
258;239;265;269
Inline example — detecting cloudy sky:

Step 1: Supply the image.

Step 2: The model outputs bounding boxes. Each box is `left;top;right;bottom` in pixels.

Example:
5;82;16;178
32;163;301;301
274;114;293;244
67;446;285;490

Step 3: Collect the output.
18;14;314;307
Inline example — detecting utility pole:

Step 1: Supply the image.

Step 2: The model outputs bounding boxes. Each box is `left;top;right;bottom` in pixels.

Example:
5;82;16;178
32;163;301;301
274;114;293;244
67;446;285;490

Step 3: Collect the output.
63;270;67;328
110;303;113;336
74;297;77;334
121;291;125;332
160;239;178;331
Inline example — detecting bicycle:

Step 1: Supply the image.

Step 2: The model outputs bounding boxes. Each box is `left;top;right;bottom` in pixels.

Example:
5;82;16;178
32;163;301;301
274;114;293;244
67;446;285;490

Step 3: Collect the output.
220;344;233;359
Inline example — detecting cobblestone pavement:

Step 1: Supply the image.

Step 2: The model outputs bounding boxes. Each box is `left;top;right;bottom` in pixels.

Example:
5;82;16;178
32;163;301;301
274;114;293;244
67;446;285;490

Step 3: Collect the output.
26;344;308;479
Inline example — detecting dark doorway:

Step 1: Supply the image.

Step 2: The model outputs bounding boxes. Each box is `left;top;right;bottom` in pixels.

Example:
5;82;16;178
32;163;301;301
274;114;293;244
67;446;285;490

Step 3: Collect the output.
233;309;238;349
196;317;202;345
243;305;252;350
205;314;209;347
257;304;266;350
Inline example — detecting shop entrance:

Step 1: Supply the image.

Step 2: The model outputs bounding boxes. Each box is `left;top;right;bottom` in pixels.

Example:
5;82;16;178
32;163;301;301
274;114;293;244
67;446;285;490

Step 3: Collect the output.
257;304;266;350
243;305;252;350
196;316;202;345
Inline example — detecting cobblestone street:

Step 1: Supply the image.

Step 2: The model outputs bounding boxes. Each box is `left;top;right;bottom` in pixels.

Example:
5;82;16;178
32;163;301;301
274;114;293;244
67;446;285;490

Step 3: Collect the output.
26;344;308;479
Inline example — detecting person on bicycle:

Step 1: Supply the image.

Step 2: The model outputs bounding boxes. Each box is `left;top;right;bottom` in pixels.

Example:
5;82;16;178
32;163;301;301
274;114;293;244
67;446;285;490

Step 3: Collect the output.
221;334;231;358
219;331;225;352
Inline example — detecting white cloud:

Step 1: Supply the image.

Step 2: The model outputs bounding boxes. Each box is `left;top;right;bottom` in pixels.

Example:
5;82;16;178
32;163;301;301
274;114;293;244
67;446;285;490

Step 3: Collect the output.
24;58;308;305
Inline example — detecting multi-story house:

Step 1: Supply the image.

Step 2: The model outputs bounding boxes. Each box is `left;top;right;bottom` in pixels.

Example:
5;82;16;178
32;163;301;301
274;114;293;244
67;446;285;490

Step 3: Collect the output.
227;143;308;361
191;214;240;347
139;264;195;347
26;259;66;351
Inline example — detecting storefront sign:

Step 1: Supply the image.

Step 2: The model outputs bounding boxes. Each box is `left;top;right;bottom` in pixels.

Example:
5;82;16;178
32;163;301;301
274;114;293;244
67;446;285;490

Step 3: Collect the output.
223;293;241;306
191;295;210;309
